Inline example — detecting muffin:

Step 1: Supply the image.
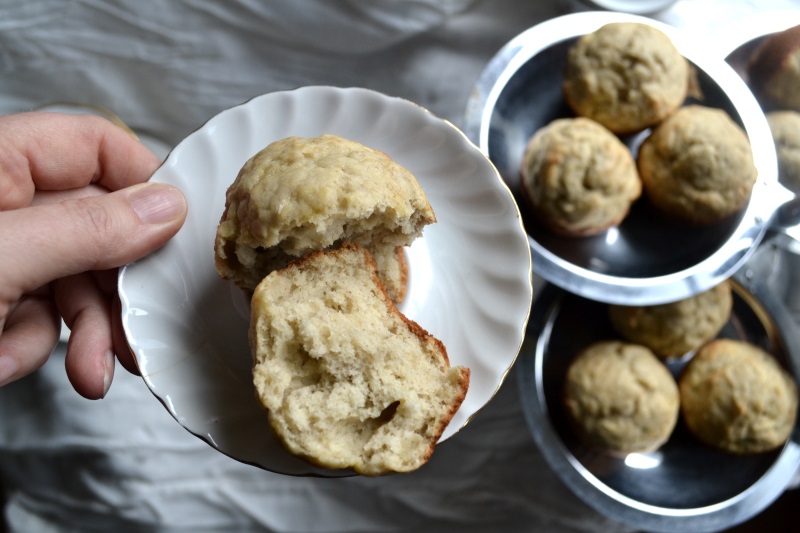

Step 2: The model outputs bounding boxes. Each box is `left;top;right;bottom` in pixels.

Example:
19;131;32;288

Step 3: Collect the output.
564;341;680;454
747;24;800;111
609;281;733;359
519;117;641;237
637;105;757;225
214;134;435;303
250;244;470;475
680;339;798;454
767;110;800;192
563;22;688;134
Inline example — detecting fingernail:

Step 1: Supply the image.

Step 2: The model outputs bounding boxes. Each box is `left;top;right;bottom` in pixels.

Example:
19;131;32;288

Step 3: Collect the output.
102;350;115;397
129;183;187;225
0;355;19;387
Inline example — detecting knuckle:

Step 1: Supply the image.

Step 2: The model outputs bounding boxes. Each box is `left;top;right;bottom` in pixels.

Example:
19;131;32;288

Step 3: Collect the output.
80;201;115;235
62;199;121;255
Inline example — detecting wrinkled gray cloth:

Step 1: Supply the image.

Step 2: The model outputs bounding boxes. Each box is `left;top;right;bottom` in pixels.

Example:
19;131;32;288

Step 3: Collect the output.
1;1;799;531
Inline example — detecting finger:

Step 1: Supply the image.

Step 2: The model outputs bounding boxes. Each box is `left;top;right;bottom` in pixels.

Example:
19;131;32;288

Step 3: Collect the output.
31;183;110;206
71;270;140;376
111;295;140;376
53;273;115;399
0;112;160;210
92;269;141;374
92;269;119;296
0;181;187;298
0;292;61;387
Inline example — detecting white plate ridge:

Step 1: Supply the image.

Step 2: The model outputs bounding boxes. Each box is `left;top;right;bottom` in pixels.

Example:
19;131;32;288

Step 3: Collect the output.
119;86;533;476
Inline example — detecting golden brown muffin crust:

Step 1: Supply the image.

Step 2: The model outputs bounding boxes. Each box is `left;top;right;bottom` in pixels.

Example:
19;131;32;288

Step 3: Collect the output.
767;110;800;192
637;105;757;225
609;281;733;359
747;25;800;111
564;341;680;453
679;339;798;454
563;22;688;134
520;117;641;236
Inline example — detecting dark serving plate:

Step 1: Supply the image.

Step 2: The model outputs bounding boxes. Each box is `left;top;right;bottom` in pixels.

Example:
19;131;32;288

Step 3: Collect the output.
516;255;800;532
464;12;786;306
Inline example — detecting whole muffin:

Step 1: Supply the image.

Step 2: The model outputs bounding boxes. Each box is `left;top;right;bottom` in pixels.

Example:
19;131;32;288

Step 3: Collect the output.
767;110;800;192
519;117;641;237
564;341;680;454
563;22;688;134
609;281;733;359
214;134;435;303
747;24;800;111
680;339;798;454
637;105;757;225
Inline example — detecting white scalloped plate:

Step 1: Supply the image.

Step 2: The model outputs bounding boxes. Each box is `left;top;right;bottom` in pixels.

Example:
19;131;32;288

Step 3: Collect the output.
119;86;533;476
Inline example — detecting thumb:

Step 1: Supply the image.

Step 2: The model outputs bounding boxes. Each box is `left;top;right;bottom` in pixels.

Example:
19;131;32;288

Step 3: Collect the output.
1;182;187;296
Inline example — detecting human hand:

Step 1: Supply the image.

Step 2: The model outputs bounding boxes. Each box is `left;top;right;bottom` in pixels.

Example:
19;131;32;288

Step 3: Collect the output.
0;111;187;399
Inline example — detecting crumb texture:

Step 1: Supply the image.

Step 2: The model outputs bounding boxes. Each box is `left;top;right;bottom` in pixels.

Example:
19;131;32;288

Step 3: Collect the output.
250;245;469;475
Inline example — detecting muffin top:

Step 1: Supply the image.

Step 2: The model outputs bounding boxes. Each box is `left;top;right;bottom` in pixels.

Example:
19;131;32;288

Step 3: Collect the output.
747;24;800;111
609;281;733;359
679;339;798;454
767;110;800;192
520;117;641;237
563;22;688;134
564;340;680;454
637;105;757;225
215;134;435;290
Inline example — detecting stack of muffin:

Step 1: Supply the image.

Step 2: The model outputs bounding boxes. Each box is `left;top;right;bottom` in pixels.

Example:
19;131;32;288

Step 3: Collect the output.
564;281;797;456
520;22;798;456
520;22;757;236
